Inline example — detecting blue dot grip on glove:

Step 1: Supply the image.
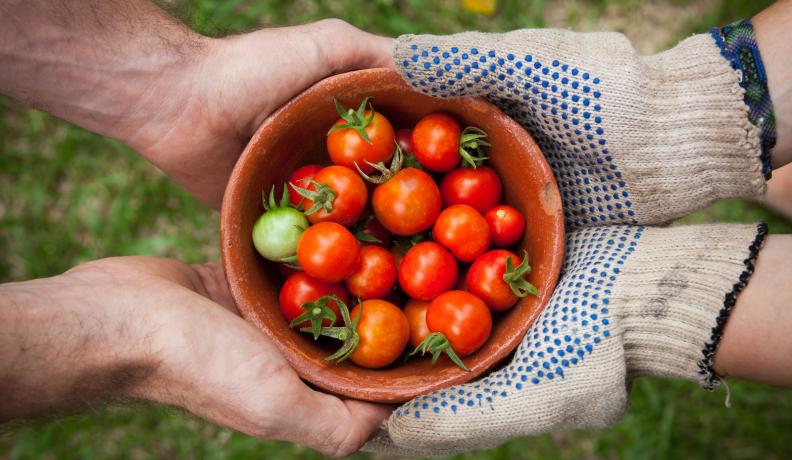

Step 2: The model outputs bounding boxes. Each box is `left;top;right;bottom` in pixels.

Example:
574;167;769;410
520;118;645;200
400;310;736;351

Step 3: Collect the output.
394;28;769;229
366;222;766;457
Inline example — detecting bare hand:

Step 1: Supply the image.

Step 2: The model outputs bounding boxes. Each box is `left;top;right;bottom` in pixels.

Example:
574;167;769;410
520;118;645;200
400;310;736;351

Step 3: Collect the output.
0;257;391;457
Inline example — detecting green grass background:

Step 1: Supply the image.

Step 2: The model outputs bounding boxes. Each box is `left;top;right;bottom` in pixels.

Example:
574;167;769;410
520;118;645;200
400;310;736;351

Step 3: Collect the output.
1;0;791;458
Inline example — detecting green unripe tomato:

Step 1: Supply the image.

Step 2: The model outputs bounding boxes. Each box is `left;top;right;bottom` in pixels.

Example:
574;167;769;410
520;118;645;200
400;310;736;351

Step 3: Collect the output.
252;206;309;261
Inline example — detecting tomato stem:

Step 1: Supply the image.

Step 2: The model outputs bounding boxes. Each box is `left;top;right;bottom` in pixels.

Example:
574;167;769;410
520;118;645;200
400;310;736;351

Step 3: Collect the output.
289;294;340;339
327;97;375;144
289;179;336;216
459;126;490;168
410;332;469;371
323;301;362;363
355;144;404;184
296;297;363;364
503;250;539;298
262;184;292;211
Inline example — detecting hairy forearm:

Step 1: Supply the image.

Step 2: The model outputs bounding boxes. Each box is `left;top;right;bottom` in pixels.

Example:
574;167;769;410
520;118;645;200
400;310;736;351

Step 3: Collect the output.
754;0;792;168
0;272;156;421
714;234;792;387
0;0;207;152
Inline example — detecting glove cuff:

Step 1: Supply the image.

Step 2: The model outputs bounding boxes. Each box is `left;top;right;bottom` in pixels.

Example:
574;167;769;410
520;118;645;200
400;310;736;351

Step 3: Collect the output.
710;19;776;179
616;223;768;387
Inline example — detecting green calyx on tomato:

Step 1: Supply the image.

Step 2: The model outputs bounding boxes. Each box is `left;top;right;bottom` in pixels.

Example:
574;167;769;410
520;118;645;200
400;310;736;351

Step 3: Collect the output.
289;179;336;216
289;295;340;340
459;126;490;168
503;250;539;298
410;332;469;371
327;97;376;144
252;185;309;262
300;297;362;364
355;144;404;184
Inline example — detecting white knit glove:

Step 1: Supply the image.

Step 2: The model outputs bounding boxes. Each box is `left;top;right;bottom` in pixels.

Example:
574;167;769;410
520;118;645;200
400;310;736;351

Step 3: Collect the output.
393;28;771;228
364;26;774;456
366;223;766;456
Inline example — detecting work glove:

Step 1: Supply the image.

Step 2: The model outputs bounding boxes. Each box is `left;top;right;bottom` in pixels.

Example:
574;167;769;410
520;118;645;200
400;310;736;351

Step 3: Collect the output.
365;20;775;456
393;22;774;229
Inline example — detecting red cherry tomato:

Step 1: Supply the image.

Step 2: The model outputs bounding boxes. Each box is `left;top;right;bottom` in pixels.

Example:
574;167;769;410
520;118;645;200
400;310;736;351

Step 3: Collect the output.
411;113;462;172
440;166;502;214
279;272;348;327
327;108;395;174
484;205;526;247
433;204;491;262
345;245;397;300
398;242;458;301
349;300;409;368
404;299;431;348
466;249;523;311
372;168;441;236
427;290;492;357
395;129;414;154
300;165;368;227
297;222;360;283
287;164;322;208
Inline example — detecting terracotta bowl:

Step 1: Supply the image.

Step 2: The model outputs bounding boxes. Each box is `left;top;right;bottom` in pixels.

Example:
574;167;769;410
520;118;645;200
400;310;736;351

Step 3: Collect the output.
220;68;564;403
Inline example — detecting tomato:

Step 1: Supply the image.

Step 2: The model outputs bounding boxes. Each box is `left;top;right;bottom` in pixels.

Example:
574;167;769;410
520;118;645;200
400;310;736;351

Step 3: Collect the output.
345;245;397;300
440;166;502;214
398;242;458;301
287;164;322;208
484;205;526;247
427;290;492;357
349;300;410;368
411;113;461;172
252;186;309;261
372;168;441;235
433;204;491;262
404;299;431;348
327;98;395;174
353;212;392;247
395;129;414;154
295;165;368;227
279;272;348;328
465;250;520;311
297;222;360;283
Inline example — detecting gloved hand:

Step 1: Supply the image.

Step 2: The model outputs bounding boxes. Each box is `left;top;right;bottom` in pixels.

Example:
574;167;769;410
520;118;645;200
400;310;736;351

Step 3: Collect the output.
366;223;766;455
365;21;775;456
393;24;773;229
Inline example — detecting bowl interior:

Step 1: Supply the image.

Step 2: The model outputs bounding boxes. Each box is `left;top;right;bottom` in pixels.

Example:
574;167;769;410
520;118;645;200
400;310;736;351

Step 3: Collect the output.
221;68;564;402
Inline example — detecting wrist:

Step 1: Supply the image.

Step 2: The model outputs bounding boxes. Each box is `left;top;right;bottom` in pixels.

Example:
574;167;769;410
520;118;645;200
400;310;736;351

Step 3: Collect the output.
0;270;159;420
113;34;215;155
615;223;767;387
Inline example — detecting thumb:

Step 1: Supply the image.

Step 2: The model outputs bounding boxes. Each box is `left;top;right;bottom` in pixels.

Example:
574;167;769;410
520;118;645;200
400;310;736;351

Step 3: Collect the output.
394;32;508;99
304;19;395;74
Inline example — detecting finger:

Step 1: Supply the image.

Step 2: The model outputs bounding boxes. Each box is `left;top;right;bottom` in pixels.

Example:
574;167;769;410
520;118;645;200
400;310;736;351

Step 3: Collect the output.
274;387;393;458
394;32;500;98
